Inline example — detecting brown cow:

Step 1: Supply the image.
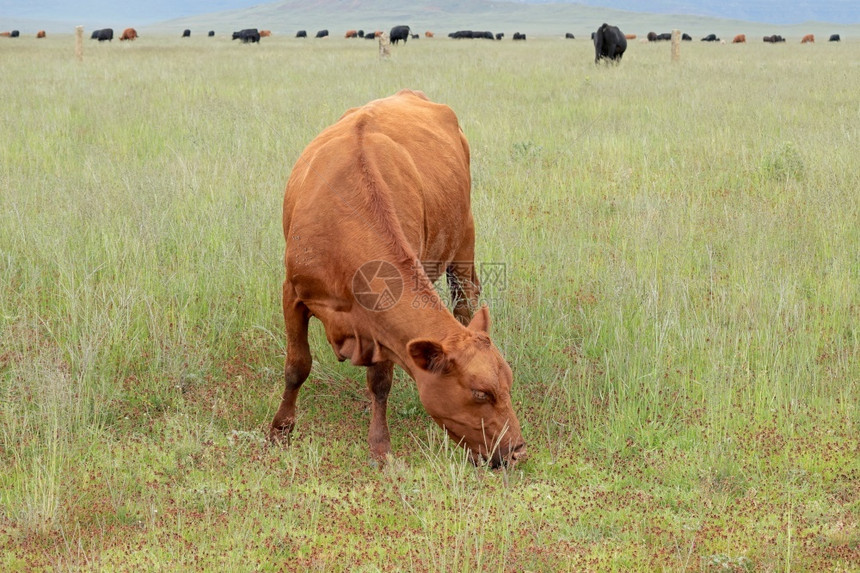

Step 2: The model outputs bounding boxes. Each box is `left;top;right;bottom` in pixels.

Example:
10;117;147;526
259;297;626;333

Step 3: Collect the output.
345;29;358;38
625;33;636;40
0;32;10;37
36;30;46;38
260;30;271;37
801;34;815;43
270;89;526;468
120;28;138;41
733;34;746;43
425;31;434;38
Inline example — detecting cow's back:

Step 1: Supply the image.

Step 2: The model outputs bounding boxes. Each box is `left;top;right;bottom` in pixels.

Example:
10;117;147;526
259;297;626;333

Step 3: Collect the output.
283;90;472;306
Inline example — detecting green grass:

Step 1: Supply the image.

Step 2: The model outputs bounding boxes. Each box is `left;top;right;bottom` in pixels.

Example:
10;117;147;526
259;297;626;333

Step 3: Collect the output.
1;34;859;570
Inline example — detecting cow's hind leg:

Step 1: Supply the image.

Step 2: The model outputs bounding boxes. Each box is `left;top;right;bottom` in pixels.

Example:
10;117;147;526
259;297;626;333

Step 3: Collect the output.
269;286;312;442
366;361;394;462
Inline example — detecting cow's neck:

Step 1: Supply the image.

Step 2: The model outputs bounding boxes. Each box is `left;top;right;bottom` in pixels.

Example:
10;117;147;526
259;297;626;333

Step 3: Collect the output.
333;276;463;372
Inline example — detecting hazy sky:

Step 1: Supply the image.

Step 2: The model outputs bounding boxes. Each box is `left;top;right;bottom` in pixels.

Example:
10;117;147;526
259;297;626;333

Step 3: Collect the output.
1;0;855;25
0;1;262;23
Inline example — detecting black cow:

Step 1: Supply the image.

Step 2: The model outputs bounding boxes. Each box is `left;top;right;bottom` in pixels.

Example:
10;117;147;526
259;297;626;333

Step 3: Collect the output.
296;30;307;38
365;33;377;40
647;31;658;41
763;34;785;43
182;29;191;38
496;33;505;40
10;29;20;37
208;30;215;37
91;28;113;42
390;25;410;44
658;32;672;41
829;34;840;42
232;28;260;43
593;23;626;64
474;31;494;40
701;34;719;42
682;33;692;41
513;32;526;41
315;29;329;38
449;30;473;39
565;33;575;39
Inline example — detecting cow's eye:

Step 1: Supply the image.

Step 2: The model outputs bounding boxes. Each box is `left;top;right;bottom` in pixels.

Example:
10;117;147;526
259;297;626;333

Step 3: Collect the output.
472;390;490;402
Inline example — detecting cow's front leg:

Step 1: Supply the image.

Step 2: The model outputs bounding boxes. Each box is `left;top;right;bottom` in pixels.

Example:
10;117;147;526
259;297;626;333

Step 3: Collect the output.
366;361;394;462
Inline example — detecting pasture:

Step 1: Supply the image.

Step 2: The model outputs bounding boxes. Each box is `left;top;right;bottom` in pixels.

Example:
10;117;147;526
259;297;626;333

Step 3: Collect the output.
1;34;858;570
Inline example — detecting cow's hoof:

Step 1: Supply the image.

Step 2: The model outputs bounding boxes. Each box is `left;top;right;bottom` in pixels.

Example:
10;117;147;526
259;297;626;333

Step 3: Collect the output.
268;422;294;444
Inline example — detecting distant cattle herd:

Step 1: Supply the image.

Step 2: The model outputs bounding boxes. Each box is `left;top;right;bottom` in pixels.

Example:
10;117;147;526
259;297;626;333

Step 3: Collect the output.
0;25;846;52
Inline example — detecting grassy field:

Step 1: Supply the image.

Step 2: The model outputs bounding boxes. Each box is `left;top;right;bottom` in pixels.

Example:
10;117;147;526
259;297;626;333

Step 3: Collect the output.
1;34;858;571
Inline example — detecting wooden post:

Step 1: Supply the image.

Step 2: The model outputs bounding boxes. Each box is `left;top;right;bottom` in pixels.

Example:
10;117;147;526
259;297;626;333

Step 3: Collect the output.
75;26;83;61
378;32;391;60
671;29;680;62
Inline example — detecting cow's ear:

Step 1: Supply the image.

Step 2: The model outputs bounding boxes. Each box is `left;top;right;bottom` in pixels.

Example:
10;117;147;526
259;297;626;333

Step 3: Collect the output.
467;305;491;334
408;339;453;374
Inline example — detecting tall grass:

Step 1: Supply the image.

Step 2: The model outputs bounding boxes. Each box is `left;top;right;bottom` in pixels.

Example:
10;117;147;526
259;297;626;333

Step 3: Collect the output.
1;34;858;570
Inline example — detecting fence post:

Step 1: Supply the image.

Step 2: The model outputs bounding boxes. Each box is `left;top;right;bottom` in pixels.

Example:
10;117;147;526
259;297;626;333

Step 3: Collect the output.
378;32;391;59
75;26;83;61
671;29;680;62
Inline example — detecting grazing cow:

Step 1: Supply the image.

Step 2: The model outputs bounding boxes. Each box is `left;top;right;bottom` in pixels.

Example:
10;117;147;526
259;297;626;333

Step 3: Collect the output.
296;30;307;38
232;28;260;43
594;23;627;63
365;33;377;40
763;34;786;43
271;89;526;467
260;30;271;37
120;28;138;41
565;33;575;39
182;29;190;38
733;34;746;43
315;29;329;38
682;33;692;41
345;30;358;38
625;33;636;40
10;29;19;37
389;25;410;44
449;30;473;39
208;30;215;37
411;34;419;39
801;34;814;43
647;31;658;41
513;32;526;41
657;32;672;41
496;33;504;40
829;34;840;42
36;30;46;38
91;28;113;41
425;31;434;38
0;32;10;37
701;34;719;42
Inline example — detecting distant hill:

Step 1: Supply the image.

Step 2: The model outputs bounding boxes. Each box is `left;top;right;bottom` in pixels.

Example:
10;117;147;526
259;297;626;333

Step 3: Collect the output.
147;0;856;38
2;0;856;36
517;0;858;26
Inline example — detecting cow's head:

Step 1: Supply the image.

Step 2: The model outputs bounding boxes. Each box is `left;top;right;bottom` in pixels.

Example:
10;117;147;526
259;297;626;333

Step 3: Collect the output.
407;306;526;468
